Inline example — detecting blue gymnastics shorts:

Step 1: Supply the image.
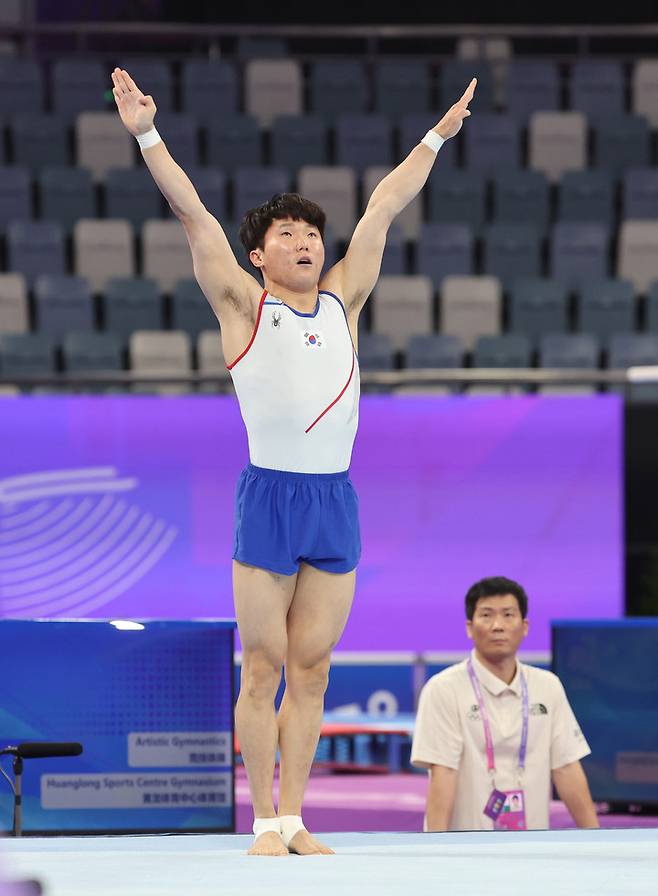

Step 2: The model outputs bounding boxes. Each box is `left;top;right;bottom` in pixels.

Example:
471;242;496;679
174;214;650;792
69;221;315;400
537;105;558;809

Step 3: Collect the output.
233;463;361;576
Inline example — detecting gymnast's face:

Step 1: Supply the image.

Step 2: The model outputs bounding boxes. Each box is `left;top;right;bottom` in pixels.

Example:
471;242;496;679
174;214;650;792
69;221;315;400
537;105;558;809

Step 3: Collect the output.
466;594;528;662
250;218;325;291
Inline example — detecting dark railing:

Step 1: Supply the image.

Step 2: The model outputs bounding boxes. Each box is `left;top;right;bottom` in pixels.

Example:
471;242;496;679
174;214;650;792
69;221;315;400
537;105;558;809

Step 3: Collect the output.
2;20;658;58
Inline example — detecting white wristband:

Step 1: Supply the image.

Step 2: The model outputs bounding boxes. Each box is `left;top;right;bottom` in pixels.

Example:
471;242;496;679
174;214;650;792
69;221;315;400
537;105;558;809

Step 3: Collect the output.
135;127;161;150
421;129;445;153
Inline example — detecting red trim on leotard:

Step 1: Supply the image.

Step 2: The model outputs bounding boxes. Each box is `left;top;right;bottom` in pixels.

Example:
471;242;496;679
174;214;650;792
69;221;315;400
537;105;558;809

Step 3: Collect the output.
304;350;356;434
225;290;268;370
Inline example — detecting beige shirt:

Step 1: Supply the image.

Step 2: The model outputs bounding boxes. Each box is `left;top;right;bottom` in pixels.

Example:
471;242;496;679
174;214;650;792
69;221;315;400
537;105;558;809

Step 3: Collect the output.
411;651;591;831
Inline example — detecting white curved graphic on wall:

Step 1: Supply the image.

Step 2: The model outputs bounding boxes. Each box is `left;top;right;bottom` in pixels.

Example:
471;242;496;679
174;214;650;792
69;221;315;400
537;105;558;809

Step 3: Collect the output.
0;468;179;617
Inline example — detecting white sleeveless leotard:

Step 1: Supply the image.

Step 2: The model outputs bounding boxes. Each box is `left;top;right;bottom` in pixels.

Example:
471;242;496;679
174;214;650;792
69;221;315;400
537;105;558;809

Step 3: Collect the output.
226;289;360;474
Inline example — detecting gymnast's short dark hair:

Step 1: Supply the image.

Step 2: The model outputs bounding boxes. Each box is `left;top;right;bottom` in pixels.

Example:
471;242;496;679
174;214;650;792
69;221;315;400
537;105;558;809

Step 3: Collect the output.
465;576;529;620
239;193;326;260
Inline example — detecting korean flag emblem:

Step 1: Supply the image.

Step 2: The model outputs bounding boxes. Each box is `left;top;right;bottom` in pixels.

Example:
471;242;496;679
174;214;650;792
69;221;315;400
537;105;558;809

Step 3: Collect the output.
303;330;324;348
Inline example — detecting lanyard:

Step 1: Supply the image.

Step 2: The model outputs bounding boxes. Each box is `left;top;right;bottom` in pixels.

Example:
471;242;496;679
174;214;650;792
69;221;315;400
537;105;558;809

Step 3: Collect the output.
467;657;529;778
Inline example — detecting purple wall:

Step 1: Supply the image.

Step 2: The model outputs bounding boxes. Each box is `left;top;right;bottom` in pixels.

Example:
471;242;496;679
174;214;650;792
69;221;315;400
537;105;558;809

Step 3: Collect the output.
0;395;622;651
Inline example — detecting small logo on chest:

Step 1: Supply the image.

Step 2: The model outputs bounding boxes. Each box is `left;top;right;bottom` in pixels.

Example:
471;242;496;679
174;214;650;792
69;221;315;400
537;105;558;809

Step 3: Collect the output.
271;311;282;328
303;330;324;348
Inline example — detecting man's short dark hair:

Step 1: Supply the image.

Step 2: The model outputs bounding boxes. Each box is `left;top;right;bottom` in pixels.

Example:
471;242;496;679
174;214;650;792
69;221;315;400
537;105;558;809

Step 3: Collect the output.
239;193;326;260
465;576;528;620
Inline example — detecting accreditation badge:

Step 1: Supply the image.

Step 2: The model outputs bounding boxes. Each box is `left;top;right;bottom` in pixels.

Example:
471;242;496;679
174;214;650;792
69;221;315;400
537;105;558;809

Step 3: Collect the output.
493;789;527;831
483;787;507;821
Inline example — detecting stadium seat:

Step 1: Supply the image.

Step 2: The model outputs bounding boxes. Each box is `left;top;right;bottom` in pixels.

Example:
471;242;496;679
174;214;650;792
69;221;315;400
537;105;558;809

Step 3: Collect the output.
76;112;134;181
0;166;31;231
557;170;615;226
440;275;502;350
0;58;43;118
473;333;532;367
197;330;230;387
509;278;569;342
0;333;55;376
335;115;393;173
74;219;134;293
149;114;199;170
10;116;69;171
483;224;542;289
309;61;368;119
171;279;217;338
417;223;474;288
52;59;107;119
103;277;162;339
206;115;262;171
105;168;162;228
372;275;433;351
492;170;550;233
529;112;587;182
0;273;29;334
538;332;600;393
632;60;658;127
181;59;239;125
592;115;651;174
463;115;521;173
271;116;328;171
578;278;636;344
38;167;97;232
406;333;463;368
539;333;599;367
298;167;357;242
617;221;658;294
141;220;195;293
62;331;123;373
34;274;94;338
608;332;658;368
181;60;238;122
622;168;658;219
129;330;192;393
356;332;395;371
428;171;486;233
374;62;431;118
550;222;609;288
245;60;303;127
233;167;290;219
505;60;560;122
7;221;66;286
570;60;625;119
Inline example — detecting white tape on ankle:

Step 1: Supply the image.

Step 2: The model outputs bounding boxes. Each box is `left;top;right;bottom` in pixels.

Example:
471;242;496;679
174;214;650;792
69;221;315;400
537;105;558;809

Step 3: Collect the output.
279;815;306;848
252;817;282;841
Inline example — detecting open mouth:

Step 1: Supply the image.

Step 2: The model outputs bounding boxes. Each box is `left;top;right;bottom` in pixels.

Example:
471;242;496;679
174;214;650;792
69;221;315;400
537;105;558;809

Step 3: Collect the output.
297;258;312;265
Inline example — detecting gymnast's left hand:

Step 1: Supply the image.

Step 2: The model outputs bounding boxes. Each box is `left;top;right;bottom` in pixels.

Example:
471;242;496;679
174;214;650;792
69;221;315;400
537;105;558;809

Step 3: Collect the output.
433;77;477;140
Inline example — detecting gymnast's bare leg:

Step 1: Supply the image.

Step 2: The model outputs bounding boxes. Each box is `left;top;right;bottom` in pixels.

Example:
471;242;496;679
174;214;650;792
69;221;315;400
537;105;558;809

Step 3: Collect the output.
234;560;354;855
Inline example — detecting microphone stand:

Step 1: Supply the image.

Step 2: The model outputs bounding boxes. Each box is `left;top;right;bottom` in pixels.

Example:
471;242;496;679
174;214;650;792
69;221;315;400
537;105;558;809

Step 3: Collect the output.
1;744;83;837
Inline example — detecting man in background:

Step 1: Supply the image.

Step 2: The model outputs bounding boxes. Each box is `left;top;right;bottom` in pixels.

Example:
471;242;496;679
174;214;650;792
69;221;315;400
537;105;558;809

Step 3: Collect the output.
412;576;599;831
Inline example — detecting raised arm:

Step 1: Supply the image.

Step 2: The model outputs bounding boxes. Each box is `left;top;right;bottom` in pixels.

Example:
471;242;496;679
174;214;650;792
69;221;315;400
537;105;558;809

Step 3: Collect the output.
322;78;477;317
111;68;260;322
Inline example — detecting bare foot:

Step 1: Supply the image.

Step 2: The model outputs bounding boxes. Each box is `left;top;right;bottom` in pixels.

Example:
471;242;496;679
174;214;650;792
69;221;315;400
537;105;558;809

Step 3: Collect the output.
287;829;334;855
247;831;289;856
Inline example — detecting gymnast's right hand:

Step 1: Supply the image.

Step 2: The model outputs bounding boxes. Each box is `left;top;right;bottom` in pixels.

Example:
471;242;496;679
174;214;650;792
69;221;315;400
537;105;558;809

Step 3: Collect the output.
111;67;157;136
